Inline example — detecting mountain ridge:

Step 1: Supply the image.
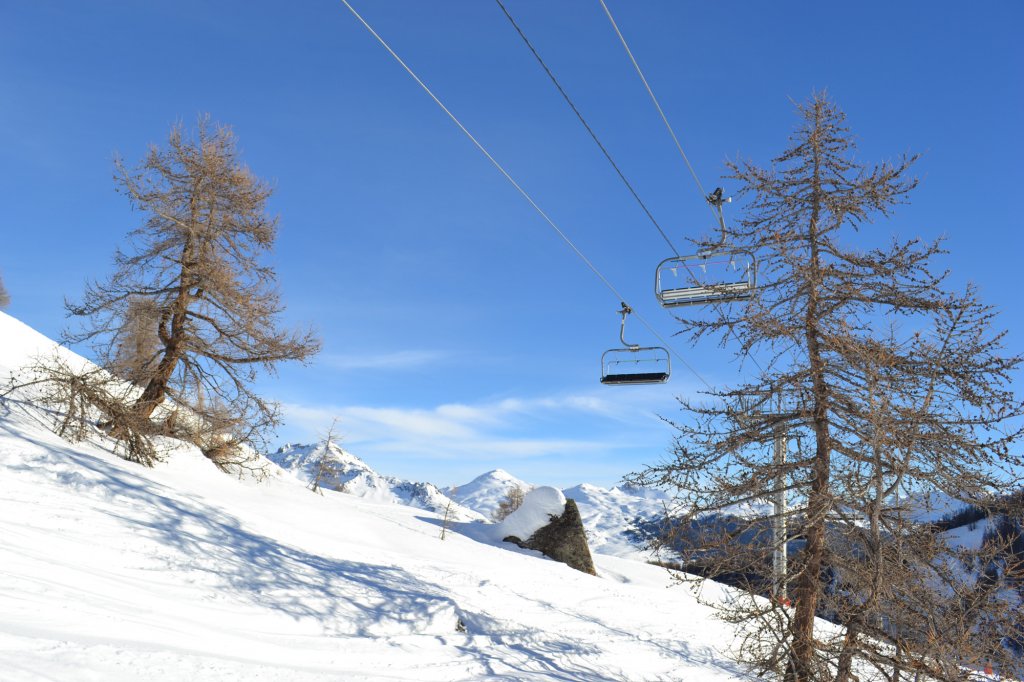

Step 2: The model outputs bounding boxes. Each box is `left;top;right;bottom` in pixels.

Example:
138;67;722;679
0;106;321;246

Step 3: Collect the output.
272;441;677;560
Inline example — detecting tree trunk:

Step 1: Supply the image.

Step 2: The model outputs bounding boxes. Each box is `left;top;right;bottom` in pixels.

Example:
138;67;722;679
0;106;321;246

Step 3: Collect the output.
789;117;830;681
131;349;181;421
834;620;861;682
130;235;195;423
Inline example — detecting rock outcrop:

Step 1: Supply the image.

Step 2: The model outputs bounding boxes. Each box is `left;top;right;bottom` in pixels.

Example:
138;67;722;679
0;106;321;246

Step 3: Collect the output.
505;498;597;576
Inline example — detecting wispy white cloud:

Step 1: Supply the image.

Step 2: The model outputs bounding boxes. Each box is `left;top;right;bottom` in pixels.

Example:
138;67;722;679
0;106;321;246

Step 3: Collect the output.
279;388;674;469
318;349;447;372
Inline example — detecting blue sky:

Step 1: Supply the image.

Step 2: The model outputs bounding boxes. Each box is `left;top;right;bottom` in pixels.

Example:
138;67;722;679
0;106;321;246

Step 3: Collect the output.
2;1;1021;488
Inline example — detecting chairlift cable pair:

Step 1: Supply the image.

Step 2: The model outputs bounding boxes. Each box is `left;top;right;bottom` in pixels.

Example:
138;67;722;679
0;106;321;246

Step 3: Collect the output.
495;0;760;380
495;2;754;314
597;0;767;377
494;0;681;259
596;0;717;224
337;0;712;391
495;0;681;386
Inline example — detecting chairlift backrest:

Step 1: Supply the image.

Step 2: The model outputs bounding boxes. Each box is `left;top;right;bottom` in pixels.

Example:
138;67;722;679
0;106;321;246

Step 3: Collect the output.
655;249;756;308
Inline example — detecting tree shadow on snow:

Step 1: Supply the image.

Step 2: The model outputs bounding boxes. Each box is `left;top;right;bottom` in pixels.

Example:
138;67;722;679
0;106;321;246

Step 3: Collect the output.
1;405;746;680
0;415;459;637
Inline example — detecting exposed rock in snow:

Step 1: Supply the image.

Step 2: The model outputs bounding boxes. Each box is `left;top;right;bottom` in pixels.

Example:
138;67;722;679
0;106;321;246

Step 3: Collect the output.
505;496;598;576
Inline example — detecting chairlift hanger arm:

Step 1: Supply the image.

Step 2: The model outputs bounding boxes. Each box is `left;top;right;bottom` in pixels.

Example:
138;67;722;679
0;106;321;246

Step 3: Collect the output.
705;187;732;250
617;302;640;350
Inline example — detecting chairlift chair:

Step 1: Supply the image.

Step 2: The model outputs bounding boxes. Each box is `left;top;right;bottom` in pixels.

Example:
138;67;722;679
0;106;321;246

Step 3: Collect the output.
656;250;756;307
600;304;670;385
654;188;758;308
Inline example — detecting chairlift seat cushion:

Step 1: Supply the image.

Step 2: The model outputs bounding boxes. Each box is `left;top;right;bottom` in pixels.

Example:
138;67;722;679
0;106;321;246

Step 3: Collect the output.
601;372;669;385
660;281;752;302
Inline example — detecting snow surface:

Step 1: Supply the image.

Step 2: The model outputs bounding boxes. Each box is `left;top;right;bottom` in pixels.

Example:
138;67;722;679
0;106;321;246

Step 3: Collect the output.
942;515;995;551
0;311;755;681
4;310;1005;680
902;489;973;524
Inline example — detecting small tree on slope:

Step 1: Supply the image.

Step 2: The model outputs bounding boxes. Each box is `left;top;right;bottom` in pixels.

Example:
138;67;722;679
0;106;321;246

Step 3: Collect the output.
65;117;320;465
632;93;1023;681
0;271;10;308
309;420;344;495
493;485;527;522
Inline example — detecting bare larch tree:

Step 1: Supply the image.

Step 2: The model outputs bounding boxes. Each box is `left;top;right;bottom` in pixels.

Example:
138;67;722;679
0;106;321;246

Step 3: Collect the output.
65;116;320;465
492;485;527;522
633;94;1023;681
309;419;344;495
0;271;10;308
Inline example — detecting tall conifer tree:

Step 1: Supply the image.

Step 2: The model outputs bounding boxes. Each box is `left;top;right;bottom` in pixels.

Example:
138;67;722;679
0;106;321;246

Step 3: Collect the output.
66;117;319;462
636;94;1023;681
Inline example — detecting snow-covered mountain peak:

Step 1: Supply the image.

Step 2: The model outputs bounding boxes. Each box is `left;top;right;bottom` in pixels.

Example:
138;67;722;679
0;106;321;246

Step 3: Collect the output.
447;468;533;521
480;468;518;480
460;468;526;490
268;441;485;522
563;482;608;498
272;440;374;477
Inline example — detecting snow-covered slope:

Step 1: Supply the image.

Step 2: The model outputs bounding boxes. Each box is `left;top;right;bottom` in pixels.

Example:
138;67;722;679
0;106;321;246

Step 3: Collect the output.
270;441;484;522
0;310;753;681
0;310;88;376
902;489;974;524
562;483;674;559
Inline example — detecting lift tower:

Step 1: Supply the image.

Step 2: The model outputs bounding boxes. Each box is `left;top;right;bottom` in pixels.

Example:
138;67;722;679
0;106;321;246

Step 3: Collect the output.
735;391;803;602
